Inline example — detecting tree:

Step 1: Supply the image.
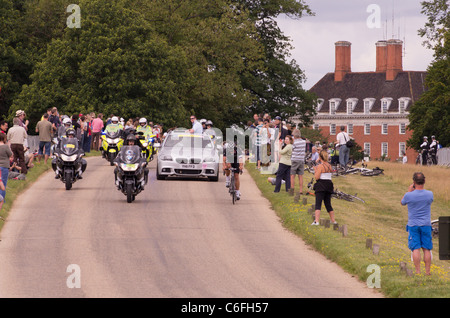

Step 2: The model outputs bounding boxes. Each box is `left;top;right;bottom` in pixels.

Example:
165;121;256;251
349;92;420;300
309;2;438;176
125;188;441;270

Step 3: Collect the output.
408;0;450;149
233;0;317;126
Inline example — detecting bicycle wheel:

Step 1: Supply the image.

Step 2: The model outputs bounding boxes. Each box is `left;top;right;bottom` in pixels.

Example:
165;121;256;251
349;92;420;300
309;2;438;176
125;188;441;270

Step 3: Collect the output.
361;169;383;176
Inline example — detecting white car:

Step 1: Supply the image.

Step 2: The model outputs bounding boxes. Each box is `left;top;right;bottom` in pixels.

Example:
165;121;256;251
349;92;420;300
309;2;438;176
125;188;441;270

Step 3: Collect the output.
156;130;220;181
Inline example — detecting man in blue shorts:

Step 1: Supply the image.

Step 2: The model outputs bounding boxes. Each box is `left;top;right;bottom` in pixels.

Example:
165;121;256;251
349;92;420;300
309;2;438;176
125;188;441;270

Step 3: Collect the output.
401;172;434;275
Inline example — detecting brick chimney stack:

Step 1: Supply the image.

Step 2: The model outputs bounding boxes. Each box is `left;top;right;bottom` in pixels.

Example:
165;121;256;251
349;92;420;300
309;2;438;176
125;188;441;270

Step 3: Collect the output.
386;39;403;81
334;41;351;82
375;40;387;72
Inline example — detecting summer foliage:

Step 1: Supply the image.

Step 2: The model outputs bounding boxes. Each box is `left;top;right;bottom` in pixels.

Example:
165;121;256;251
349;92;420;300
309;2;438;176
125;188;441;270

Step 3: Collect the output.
0;0;316;131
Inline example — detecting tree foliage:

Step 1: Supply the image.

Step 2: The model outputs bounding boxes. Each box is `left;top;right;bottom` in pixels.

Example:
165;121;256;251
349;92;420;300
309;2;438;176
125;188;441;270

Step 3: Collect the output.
3;0;315;131
408;0;450;149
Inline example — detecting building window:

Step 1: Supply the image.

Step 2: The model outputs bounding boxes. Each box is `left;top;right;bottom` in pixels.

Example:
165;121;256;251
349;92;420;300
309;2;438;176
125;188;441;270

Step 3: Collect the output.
313;124;319;130
382;123;388;135
381;142;388;157
399;101;405;114
316;99;324;112
364;143;371;157
330;102;336;115
364;101;370;114
330;124;336;135
399;123;406;134
382;101;388;114
347;101;353;115
364;123;371;135
348;124;353;135
399;142;406;157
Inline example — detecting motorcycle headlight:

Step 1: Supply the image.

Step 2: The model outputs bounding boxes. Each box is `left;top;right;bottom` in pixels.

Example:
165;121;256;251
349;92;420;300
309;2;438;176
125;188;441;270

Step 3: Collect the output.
148;138;153;143
142;142;148;147
61;154;78;162
113;138;120;143
120;163;139;171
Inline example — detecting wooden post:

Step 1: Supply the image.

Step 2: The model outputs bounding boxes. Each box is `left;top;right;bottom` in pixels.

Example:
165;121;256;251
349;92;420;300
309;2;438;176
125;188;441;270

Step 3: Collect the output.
372;244;380;255
302;197;307;205
366;239;373;249
333;223;339;231
324;219;330;228
341;224;348;237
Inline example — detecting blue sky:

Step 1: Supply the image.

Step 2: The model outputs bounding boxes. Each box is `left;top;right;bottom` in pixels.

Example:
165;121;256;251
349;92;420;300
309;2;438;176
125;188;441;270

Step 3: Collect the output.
276;0;434;89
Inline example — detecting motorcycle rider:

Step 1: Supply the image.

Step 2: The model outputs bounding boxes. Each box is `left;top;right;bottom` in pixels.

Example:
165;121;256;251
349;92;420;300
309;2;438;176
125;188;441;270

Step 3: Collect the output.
52;128;86;179
136;118;153;138
57;117;73;139
105;116;123;133
420;136;429;166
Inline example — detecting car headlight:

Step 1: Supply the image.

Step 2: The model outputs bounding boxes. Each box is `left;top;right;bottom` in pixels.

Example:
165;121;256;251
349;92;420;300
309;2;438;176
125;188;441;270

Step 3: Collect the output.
61;154;78;162
120;163;139;171
203;157;215;163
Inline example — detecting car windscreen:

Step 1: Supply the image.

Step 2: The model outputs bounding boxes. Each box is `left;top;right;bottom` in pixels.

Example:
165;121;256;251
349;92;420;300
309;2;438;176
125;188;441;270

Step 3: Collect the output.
163;135;213;149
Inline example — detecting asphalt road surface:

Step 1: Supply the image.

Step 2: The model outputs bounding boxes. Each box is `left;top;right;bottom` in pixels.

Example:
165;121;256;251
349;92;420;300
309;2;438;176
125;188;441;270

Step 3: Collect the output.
0;156;382;298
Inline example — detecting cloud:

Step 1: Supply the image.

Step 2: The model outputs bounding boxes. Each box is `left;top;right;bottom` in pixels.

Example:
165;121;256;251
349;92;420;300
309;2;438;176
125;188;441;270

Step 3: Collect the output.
276;0;434;89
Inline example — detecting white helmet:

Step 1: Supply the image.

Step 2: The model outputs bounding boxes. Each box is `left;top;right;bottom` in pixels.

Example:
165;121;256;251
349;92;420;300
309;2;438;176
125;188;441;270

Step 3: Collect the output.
139;118;147;125
200;119;207;124
111;116;119;123
63;118;71;125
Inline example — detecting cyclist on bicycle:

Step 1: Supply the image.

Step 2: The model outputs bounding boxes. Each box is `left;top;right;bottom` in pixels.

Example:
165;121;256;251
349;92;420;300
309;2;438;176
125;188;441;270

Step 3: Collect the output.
223;141;244;200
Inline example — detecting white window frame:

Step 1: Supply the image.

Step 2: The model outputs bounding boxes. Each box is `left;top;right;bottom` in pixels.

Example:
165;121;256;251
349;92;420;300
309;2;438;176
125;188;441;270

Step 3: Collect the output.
346;98;358;115
363;98;375;114
399;142;406;157
329;98;341;115
381;142;388;157
313;124;319;130
347;123;353;135
316;98;324;112
398;97;411;114
364;123;371;135
382;123;388;135
399;123;406;134
364;143;371;157
330;123;336;135
380;97;393;114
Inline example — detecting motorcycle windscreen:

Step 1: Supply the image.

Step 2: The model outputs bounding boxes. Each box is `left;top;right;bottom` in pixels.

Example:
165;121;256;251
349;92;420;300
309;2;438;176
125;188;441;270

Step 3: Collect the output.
61;138;79;155
106;130;121;139
119;146;142;164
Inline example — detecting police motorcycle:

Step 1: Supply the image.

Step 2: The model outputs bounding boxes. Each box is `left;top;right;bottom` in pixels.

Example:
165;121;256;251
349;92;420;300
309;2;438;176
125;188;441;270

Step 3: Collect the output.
113;134;149;203
101;117;124;165
52;128;87;190
136;118;159;162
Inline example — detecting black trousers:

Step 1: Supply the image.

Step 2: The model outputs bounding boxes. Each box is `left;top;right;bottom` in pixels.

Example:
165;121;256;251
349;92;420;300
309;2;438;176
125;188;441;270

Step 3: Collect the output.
315;191;333;212
274;163;291;192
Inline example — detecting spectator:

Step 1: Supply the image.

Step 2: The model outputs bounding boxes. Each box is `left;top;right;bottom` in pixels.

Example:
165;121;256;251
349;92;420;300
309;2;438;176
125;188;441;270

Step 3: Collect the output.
402;151;407;164
49;107;60;136
0;120;8;134
7;117;28;174
188;115;203;135
35;113;53;164
0;133;12;204
91;113;104;151
401;172;434;275
290;129;306;202
83;113;92;153
15;110;29;132
253;118;264;169
310;146;319;162
336;125;350;169
274;135;292;193
311;150;336;226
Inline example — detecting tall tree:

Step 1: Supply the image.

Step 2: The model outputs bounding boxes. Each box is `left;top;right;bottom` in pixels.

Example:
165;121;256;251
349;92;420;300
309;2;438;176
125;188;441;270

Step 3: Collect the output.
233;0;317;126
408;0;450;149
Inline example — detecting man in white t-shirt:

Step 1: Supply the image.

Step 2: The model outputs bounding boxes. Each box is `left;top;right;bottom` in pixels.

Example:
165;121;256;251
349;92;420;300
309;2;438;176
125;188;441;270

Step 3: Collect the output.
336;125;350;168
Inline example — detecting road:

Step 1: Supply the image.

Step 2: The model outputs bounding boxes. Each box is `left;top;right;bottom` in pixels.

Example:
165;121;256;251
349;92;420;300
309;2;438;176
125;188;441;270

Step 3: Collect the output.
0;156;382;298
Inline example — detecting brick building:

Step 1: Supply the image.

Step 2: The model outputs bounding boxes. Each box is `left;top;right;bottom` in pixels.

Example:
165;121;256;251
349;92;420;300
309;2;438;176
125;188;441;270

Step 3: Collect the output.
299;39;427;162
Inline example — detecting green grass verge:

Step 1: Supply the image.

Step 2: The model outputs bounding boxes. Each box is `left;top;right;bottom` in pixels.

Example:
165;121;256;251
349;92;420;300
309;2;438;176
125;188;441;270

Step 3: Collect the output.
0;150;102;233
247;163;450;298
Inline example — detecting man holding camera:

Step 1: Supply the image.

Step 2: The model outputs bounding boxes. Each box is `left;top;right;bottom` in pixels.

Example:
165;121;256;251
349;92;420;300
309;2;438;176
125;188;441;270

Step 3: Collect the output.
401;172;434;275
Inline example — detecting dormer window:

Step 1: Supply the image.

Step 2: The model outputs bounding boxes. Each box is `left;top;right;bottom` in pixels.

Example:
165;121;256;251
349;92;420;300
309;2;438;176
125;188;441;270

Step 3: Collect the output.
346;98;358;115
329;98;341;115
316;98;324;112
363;98;375;114
398;97;411;114
380;98;393;114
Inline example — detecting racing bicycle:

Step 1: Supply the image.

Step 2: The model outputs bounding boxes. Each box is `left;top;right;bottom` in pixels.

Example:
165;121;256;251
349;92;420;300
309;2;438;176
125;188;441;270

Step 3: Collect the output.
224;167;240;204
306;178;365;203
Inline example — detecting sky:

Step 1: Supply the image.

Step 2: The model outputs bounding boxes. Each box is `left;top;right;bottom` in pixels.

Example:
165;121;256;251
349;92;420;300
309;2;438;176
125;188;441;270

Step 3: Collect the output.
276;0;435;90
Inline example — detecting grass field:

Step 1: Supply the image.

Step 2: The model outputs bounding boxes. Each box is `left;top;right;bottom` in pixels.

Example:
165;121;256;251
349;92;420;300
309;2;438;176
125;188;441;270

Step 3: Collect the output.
247;160;450;298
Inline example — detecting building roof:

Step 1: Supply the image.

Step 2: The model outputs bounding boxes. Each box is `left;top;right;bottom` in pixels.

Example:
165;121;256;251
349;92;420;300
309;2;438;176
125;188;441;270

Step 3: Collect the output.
309;71;427;113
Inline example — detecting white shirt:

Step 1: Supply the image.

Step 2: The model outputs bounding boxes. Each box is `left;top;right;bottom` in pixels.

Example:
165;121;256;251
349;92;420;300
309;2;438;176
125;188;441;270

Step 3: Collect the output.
337;131;349;146
191;120;203;135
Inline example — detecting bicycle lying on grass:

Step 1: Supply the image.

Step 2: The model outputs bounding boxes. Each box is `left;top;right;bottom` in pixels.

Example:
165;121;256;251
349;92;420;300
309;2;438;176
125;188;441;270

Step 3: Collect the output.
331;163;384;177
305;178;365;203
